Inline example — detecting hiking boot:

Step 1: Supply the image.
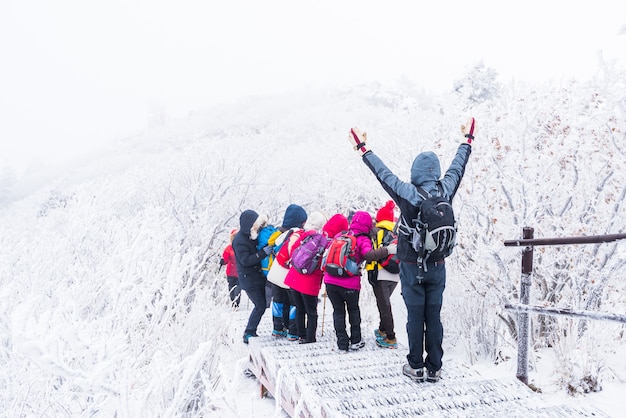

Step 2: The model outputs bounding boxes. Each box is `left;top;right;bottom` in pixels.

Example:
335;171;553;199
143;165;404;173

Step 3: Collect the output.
287;334;300;342
374;329;386;339
349;340;365;350
426;369;441;383
243;334;257;344
271;329;287;337
375;337;398;349
402;364;425;382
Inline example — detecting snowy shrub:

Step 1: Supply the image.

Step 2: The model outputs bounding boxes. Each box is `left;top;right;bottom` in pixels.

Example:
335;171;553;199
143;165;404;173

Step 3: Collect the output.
1;69;625;415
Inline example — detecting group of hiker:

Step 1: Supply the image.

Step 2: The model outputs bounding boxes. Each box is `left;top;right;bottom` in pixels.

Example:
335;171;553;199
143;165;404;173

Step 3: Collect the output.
220;118;476;383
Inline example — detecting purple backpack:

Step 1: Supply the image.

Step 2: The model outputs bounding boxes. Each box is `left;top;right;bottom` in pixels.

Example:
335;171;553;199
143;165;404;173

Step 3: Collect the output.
290;232;329;274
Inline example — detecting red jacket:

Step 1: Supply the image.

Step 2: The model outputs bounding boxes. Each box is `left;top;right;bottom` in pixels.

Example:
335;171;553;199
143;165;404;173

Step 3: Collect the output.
221;244;238;278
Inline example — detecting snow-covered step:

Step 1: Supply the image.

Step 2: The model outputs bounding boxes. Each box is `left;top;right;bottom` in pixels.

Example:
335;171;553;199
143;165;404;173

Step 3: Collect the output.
231;309;608;417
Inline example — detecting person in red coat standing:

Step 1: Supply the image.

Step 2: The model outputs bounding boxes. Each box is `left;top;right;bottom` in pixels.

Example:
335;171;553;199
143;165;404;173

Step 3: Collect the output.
285;213;348;344
220;229;241;307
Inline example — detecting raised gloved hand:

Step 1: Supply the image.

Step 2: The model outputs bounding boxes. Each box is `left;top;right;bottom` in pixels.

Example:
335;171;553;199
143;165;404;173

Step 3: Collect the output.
348;127;369;155
460;117;476;145
386;243;397;255
262;245;273;256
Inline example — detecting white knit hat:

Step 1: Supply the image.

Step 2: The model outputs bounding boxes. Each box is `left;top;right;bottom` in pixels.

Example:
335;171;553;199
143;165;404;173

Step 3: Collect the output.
304;211;328;231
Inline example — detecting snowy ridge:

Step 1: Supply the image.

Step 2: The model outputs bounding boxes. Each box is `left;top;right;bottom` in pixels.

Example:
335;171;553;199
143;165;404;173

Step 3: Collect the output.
232;310;608;417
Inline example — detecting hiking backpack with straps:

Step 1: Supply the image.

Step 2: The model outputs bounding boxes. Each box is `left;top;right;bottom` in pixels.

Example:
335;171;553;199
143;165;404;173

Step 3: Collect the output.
408;182;457;266
320;232;363;278
290;231;329;274
379;228;400;274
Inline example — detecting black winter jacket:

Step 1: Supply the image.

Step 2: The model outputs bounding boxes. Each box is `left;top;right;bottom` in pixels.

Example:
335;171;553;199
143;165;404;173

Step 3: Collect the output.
233;210;269;290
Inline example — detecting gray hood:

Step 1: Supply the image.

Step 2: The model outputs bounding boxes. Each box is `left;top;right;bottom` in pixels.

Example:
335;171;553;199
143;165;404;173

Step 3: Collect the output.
410;151;440;186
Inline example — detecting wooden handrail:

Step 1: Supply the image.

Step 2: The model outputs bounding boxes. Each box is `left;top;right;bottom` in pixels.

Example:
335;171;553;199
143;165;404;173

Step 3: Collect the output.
504;233;626;247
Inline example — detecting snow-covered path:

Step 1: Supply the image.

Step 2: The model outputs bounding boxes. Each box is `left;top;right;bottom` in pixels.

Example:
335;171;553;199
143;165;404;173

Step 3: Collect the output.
231;308;608;417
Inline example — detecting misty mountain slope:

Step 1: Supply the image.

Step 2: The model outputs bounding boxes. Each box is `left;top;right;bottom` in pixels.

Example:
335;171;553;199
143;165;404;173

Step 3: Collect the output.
1;72;625;415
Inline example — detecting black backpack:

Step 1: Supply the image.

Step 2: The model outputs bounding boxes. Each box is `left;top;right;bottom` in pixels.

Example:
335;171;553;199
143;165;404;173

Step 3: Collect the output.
410;183;457;266
379;228;400;274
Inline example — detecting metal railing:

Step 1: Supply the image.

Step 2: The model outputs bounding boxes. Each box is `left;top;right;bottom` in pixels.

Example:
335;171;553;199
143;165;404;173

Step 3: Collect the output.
503;227;626;384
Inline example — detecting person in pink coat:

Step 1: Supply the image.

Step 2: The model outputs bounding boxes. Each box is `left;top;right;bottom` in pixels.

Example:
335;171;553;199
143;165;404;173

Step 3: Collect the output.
285;213;349;344
323;210;395;352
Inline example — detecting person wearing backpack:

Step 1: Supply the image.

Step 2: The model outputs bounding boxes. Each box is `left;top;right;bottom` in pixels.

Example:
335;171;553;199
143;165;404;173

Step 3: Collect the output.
256;222;282;309
323;210;396;353
347;118;475;382
365;201;401;349
232;210;274;344
285;212;349;344
266;204;308;340
219;228;241;308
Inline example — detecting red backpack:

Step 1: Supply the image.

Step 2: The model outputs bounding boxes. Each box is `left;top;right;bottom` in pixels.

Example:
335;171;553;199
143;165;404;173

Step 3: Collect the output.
321;232;363;277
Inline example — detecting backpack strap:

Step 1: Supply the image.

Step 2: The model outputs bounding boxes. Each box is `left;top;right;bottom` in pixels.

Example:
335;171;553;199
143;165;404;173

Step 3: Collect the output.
416;181;443;200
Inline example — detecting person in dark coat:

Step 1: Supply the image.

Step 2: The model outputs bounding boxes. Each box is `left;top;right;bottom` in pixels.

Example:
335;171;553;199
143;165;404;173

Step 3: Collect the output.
347;118;475;382
232;209;273;344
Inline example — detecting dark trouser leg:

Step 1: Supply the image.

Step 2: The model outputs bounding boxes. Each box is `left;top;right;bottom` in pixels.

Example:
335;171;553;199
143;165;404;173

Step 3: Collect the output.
290;289;306;339
423;265;445;372
286;289;298;335
344;288;361;344
302;294;319;343
373;280;398;340
326;284;349;350
271;284;288;331
227;276;240;306
400;263;426;369
244;286;266;336
265;283;273;308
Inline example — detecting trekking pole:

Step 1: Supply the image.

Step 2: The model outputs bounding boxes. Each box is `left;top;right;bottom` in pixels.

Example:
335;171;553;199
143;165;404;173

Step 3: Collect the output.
321;290;327;337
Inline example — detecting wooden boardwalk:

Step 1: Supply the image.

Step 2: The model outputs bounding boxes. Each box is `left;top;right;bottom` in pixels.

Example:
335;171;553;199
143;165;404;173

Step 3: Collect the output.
232;310;608;417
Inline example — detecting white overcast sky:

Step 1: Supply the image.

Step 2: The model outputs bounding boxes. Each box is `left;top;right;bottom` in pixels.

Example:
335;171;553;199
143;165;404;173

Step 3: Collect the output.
1;0;625;171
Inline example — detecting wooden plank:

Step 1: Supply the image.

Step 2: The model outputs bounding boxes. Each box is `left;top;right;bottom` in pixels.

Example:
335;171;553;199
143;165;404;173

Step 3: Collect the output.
233;309;609;417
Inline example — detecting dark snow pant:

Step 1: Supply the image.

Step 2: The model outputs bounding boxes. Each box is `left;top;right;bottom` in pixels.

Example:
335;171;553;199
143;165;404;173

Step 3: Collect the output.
265;283;273;308
400;261;445;372
290;289;319;343
326;283;361;351
373;279;398;340
270;283;296;334
227;276;241;307
243;285;267;337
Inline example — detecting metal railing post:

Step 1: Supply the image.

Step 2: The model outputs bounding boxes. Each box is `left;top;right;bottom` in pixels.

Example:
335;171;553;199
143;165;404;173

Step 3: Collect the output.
516;227;534;384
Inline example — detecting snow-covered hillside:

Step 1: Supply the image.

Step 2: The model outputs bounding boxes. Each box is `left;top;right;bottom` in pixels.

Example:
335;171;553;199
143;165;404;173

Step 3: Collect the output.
1;67;625;416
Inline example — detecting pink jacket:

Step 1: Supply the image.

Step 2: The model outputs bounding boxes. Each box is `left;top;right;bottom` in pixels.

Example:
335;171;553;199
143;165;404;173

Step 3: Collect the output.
285;214;349;296
323;211;373;291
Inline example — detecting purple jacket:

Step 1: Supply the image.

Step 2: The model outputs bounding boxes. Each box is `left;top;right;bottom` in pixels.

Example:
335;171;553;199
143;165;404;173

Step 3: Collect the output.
323;211;373;291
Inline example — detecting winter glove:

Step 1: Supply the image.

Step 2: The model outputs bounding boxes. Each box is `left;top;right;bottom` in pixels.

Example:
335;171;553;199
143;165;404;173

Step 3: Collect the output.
348;127;369;155
262;245;274;256
219;258;226;266
386;243;397;255
460;117;476;145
